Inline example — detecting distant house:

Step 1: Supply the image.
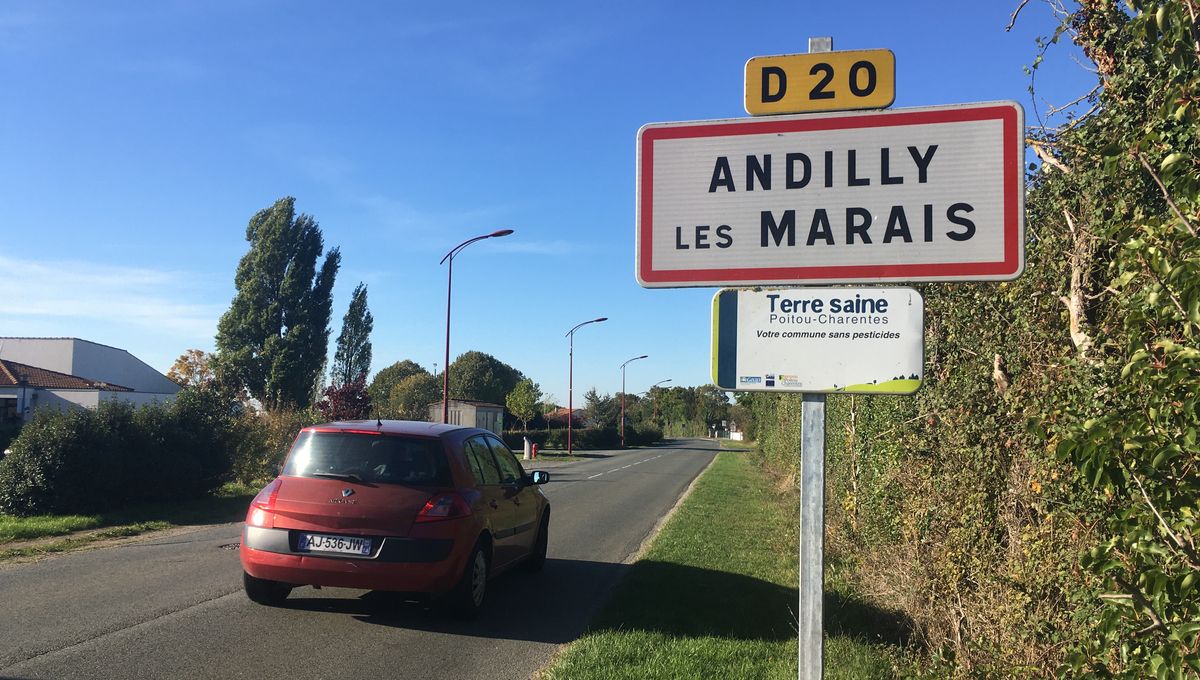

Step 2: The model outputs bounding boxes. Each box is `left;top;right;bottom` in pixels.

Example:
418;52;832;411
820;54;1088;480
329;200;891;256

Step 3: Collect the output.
428;399;505;435
0;338;180;423
544;406;588;427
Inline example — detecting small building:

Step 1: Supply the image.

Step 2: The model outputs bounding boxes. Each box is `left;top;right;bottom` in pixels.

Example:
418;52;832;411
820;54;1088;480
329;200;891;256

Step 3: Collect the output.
0;338;181;423
428;399;505;435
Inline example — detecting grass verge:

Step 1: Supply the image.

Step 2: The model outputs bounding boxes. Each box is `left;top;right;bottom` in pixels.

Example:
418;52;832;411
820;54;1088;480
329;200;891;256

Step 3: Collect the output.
541;450;904;680
0;480;261;560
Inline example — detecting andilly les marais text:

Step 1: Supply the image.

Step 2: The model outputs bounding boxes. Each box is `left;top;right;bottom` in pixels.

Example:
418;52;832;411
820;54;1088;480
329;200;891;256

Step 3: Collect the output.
673;145;978;251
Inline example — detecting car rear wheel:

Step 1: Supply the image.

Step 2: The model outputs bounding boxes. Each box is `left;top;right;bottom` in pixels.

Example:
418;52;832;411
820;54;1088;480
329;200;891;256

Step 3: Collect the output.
243;572;292;606
523;512;549;573
449;541;489;619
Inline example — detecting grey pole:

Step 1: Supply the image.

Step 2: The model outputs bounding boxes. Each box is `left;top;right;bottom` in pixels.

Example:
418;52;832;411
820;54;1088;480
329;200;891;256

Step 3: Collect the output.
800;392;825;680
799;37;830;680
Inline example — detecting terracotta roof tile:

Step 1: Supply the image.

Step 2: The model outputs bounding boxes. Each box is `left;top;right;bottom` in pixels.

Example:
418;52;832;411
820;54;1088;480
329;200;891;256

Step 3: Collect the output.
0;359;133;392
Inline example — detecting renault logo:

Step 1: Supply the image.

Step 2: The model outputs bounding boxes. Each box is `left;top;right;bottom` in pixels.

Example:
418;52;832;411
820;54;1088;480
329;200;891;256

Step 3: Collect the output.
342;488;354;497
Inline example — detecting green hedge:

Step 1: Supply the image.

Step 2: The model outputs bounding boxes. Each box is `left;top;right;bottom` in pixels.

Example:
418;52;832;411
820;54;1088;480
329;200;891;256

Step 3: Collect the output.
0;390;323;516
0;390;242;516
504;425;663;452
744;5;1200;677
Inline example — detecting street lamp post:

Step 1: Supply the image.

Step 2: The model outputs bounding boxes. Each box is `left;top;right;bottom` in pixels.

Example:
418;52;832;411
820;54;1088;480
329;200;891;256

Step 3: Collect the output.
619;355;648;447
566;317;607;455
441;229;514;423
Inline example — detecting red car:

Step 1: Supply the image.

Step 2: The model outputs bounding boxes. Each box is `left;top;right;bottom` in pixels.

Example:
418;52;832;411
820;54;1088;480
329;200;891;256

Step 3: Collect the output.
239;420;550;617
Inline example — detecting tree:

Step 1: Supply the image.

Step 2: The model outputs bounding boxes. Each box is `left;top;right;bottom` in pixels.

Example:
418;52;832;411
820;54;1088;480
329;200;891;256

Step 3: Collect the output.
368;360;427;413
447;351;524;405
583;388;618;428
331;282;373;387
694;384;730;427
505;379;541;429
166;349;216;388
316;372;371;421
389;372;441;420
215;197;340;410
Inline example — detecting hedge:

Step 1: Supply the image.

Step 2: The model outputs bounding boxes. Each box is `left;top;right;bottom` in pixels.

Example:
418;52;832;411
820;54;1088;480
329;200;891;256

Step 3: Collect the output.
745;4;1200;677
504;425;663;452
0;391;241;516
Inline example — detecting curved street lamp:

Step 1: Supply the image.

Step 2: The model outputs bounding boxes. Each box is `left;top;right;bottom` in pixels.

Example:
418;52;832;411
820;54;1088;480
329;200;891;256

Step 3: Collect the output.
441;229;514;423
566;317;607;454
619;355;649;447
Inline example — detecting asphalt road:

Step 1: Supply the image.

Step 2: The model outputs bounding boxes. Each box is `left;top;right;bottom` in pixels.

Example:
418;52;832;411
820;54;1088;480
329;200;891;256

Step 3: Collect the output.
0;438;719;680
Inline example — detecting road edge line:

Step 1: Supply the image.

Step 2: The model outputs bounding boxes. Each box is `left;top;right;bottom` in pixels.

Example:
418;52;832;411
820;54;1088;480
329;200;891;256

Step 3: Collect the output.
623;443;720;565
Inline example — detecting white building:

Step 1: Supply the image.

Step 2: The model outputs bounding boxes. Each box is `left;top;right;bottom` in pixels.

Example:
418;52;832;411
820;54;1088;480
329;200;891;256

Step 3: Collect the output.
0;338;180;422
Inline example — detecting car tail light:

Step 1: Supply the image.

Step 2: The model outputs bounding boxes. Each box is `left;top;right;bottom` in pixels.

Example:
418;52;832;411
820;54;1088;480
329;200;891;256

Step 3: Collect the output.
247;478;282;528
414;493;472;523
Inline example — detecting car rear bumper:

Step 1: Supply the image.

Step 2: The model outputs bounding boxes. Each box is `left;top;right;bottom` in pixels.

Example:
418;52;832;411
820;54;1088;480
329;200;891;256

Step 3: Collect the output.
240;526;465;593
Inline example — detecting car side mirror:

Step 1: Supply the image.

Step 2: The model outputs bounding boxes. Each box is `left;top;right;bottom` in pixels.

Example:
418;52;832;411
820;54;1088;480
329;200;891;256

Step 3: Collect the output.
528;470;550;485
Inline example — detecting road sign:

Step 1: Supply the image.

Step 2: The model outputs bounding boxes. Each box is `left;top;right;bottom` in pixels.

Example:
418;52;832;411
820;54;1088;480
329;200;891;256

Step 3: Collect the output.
712;287;923;393
635;101;1024;288
745;49;895;115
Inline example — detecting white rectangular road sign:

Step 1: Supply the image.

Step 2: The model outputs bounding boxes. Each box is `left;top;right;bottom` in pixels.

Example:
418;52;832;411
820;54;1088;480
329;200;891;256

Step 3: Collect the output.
712;287;923;394
637;101;1024;287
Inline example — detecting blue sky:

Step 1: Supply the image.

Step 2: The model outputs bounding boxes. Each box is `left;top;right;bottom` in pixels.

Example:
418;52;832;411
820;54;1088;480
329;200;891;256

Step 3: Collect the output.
0;1;1096;403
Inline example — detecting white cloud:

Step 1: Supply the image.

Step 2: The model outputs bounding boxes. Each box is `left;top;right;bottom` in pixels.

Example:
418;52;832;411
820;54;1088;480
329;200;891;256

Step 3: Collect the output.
0;255;223;340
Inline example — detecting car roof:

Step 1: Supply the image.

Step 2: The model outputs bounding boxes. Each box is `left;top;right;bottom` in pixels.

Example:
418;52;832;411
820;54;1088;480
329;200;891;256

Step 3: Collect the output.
303;420;468;438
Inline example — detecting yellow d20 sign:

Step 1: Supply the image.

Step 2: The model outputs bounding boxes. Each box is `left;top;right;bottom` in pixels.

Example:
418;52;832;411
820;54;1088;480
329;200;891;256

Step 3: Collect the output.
745;49;895;115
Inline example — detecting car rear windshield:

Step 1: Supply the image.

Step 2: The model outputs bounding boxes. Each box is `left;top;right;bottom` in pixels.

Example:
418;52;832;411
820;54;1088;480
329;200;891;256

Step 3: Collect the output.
283;431;452;487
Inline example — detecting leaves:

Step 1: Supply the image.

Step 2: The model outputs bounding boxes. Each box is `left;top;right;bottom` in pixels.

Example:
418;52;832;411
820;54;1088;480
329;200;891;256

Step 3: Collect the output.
215;197;341;409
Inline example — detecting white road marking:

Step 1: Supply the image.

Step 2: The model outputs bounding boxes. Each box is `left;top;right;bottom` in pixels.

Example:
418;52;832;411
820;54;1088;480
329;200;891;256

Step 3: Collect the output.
584;449;677;479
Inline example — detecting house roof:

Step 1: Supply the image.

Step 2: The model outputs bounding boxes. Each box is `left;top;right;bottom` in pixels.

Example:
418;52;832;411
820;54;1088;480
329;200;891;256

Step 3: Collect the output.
0;359;133;392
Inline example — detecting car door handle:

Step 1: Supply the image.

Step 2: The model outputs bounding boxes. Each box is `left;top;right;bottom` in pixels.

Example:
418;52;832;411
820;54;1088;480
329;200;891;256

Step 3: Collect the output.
489;500;499;509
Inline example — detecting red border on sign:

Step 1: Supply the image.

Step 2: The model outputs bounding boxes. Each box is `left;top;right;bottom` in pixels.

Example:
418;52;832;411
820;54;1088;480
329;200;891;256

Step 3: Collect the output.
637;104;1022;284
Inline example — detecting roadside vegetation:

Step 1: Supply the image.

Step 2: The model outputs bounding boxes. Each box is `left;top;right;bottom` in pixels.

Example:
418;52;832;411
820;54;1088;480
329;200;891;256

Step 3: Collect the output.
543;449;903;680
738;3;1200;677
0;481;256;560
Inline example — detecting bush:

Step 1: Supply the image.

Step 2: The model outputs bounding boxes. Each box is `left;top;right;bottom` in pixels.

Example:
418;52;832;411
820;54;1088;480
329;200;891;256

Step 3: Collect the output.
504;426;646;451
0;422;22;454
624;425;664;447
0;387;247;516
230;407;319;484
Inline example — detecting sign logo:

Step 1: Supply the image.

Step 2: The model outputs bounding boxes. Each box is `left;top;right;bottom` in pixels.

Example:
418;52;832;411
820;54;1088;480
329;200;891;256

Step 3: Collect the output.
739;375;762;385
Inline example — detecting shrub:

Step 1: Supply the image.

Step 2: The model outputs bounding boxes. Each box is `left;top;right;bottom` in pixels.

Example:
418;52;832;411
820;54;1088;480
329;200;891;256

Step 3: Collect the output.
505;426;635;451
0;387;248;516
230;407;318;484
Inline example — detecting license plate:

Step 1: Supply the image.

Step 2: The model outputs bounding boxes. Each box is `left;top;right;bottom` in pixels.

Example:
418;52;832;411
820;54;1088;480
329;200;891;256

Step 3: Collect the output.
296;533;372;556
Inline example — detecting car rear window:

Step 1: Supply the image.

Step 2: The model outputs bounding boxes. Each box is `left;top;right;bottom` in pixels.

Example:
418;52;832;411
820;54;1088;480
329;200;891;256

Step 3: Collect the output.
283;431;452;487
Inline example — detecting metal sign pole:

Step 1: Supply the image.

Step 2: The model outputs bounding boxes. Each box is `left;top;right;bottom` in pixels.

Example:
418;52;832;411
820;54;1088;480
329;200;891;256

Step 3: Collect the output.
799;34;831;680
800;392;825;679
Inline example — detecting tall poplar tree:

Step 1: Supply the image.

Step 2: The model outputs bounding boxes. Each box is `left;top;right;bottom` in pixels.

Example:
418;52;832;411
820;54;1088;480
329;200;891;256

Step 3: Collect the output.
215;197;340;409
331;282;373;386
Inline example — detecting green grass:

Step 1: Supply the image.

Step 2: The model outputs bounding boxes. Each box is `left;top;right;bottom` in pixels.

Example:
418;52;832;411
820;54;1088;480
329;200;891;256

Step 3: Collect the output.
542;451;904;680
0;480;261;560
